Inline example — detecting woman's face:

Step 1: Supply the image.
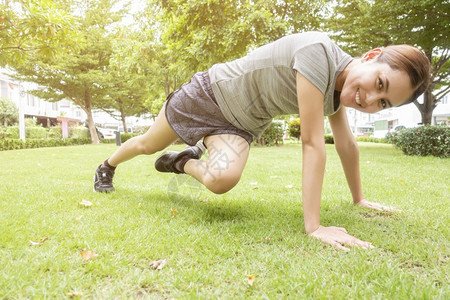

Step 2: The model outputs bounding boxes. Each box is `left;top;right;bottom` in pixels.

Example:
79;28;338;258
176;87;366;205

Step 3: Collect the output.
340;52;414;113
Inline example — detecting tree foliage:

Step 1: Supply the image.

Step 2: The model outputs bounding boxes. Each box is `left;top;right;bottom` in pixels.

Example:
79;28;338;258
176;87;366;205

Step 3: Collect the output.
103;28;152;132
0;97;19;126
154;0;327;79
0;0;79;67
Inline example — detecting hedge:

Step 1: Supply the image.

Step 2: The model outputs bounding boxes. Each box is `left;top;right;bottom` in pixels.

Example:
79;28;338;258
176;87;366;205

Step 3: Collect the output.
0;138;91;151
355;136;387;143
386;125;449;158
120;133;138;143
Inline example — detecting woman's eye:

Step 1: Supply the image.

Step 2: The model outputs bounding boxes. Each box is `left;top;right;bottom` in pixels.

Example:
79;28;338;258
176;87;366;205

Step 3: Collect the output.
381;99;387;109
378;78;383;89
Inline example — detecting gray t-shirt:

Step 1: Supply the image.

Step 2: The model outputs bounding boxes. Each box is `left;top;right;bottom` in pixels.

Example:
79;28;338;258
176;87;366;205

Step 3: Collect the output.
209;31;353;138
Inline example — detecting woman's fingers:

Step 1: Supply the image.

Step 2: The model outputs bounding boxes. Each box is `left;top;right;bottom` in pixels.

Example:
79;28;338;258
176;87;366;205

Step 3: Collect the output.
310;225;374;251
332;241;350;252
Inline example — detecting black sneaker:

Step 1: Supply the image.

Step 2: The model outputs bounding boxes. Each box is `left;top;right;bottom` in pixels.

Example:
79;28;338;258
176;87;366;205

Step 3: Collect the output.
93;164;115;192
155;141;206;174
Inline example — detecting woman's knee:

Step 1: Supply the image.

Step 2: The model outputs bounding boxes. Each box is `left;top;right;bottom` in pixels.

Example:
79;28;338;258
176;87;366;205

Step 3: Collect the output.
132;136;158;155
204;173;241;194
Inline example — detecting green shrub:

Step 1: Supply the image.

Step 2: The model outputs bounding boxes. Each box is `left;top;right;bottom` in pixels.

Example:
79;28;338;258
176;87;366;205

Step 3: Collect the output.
4;126;19;139
389;125;449;158
255;122;284;146
0;139;24;150
287;118;301;139
47;126;62;139
121;133;138;143
385;131;399;144
100;138;116;144
324;135;334;144
0;97;19;126
0;127;6;139
26;126;47;139
355;136;387;143
0;138;91;151
69;126;90;139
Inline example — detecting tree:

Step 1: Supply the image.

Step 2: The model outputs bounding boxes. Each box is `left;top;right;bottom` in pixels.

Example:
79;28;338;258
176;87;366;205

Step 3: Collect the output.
0;97;18;126
138;0;328;113
153;0;328;78
328;0;449;125
102;29;152;132
0;0;79;67
11;0;124;143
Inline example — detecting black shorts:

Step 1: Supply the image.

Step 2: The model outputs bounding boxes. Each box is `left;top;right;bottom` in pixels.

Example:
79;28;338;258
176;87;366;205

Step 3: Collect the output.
165;72;253;146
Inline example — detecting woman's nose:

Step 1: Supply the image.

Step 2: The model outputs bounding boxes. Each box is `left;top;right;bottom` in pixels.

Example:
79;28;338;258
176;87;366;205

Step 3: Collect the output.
365;92;381;107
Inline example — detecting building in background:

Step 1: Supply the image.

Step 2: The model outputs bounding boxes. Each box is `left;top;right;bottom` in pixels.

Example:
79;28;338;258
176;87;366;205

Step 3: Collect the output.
0;71;154;135
0;72;86;127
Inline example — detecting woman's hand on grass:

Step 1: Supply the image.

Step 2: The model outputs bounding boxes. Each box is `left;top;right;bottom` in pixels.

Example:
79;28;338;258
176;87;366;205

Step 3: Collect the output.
309;225;374;252
355;199;401;212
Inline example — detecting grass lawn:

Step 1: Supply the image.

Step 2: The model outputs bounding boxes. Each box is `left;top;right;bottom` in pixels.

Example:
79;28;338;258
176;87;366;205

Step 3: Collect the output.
0;142;448;298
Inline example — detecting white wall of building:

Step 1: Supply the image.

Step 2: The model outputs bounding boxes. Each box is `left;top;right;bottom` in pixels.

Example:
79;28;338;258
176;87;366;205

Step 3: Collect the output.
1;73;87;125
1;71;153;130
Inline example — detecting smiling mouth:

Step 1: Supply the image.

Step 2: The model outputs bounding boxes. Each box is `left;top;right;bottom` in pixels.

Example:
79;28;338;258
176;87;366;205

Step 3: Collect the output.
355;89;361;106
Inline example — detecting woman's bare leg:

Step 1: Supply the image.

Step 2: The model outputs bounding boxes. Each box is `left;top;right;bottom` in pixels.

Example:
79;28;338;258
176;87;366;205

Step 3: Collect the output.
184;134;250;194
107;105;179;167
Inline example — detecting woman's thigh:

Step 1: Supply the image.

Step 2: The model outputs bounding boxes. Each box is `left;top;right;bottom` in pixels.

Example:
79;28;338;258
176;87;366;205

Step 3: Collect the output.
203;134;250;181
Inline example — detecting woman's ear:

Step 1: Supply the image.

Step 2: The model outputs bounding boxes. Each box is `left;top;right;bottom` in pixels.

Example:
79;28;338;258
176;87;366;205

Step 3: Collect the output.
362;48;382;62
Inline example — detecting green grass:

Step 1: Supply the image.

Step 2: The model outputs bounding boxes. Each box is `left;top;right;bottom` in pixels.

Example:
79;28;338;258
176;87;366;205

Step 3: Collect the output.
0;143;448;299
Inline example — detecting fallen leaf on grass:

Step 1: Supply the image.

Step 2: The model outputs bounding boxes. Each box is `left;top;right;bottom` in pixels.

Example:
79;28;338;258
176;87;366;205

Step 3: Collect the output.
78;199;92;207
149;259;168;270
66;291;83;298
80;250;98;262
247;275;255;286
75;215;83;222
285;184;293;189
65;181;74;185
29;237;48;246
171;208;178;218
249;182;259;189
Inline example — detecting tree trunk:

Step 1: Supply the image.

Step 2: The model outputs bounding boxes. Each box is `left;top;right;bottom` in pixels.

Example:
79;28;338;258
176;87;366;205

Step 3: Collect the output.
85;110;99;144
117;100;128;133
414;87;436;125
121;114;127;134
83;90;99;144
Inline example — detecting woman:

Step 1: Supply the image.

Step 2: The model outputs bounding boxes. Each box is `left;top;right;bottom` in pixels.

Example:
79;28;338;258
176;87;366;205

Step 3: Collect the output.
93;32;430;251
